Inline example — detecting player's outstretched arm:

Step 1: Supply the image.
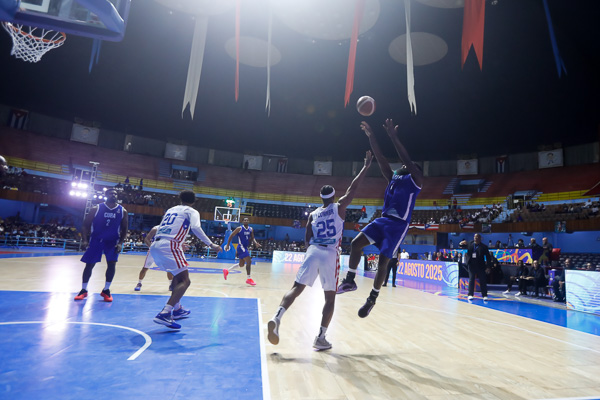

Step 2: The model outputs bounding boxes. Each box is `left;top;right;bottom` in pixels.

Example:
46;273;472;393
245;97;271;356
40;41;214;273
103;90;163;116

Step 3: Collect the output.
304;214;314;247
338;150;373;217
383;118;423;188
361;121;393;182
144;226;158;247
117;209;128;252
189;209;222;253
224;226;242;251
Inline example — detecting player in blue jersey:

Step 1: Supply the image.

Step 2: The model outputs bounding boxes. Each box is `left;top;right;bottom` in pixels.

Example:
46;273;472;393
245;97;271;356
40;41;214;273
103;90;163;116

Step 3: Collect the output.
74;188;128;302
223;217;261;286
337;119;423;318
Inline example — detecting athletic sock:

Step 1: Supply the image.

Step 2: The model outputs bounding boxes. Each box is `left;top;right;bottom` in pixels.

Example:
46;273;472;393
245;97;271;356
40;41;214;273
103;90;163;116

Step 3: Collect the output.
318;326;327;339
228;264;238;271
370;289;380;299
104;282;111;290
161;304;174;314
82;282;88;290
138;280;143;284
247;275;251;279
173;302;181;311
273;306;286;320
347;269;357;280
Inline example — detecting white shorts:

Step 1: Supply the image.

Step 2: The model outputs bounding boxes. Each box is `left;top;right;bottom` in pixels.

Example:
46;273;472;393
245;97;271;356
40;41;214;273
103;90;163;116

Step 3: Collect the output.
295;245;340;292
149;240;189;276
143;251;154;269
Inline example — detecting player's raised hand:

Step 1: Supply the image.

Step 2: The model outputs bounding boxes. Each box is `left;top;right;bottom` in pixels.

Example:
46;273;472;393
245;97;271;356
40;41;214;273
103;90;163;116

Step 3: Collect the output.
364;150;373;168
212;243;223;253
383;118;399;137
224;244;230;252
360;121;374;137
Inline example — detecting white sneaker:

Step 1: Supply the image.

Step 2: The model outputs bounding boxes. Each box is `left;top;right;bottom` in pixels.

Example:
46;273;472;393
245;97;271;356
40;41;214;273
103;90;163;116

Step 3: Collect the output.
503;290;510;294
483;297;488;301
267;318;280;345
468;295;474;300
515;292;521;297
313;336;332;350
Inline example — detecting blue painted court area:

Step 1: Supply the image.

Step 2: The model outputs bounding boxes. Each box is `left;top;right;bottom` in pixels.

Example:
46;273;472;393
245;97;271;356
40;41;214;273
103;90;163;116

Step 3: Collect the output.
0;291;266;400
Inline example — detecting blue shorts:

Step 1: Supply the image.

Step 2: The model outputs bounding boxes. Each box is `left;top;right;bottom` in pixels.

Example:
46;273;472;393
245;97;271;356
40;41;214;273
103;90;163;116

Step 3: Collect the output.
236;244;250;259
81;237;120;264
361;217;409;259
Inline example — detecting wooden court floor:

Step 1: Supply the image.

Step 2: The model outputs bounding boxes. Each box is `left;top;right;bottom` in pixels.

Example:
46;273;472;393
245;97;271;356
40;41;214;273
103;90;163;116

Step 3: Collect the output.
0;253;599;400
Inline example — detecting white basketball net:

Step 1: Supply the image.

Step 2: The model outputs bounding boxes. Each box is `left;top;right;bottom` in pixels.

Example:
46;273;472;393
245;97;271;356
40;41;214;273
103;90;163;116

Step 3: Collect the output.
2;22;66;63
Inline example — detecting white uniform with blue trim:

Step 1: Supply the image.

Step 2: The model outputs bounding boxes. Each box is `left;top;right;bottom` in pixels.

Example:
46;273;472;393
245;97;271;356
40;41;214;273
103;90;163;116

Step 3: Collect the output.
295;203;344;291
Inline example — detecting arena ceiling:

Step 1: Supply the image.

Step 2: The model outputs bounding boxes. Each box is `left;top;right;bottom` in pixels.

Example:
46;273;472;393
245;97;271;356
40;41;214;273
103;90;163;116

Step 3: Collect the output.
0;0;598;162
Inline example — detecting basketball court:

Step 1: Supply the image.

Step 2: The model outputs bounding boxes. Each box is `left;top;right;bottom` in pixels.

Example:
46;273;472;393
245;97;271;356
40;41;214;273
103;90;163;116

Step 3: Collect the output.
0;250;599;400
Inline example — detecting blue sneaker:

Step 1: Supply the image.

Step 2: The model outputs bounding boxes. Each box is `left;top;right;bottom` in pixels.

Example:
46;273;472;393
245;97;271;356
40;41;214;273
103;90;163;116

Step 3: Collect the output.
336;278;357;294
153;312;181;329
134;283;142;291
172;307;191;320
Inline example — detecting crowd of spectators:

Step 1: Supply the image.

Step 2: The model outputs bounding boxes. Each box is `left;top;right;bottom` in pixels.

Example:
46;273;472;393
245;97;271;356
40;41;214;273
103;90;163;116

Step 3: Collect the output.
0;218;80;245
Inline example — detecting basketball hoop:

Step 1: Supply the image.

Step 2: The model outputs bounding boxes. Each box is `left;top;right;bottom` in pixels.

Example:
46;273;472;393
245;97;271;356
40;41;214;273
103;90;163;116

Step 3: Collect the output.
2;22;66;63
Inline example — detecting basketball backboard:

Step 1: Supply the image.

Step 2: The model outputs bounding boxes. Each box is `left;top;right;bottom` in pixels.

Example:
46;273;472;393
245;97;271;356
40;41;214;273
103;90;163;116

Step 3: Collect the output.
214;206;240;223
0;0;131;41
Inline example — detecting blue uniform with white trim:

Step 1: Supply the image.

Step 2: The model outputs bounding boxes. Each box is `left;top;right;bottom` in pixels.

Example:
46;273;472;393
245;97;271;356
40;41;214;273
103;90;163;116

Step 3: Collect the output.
361;172;421;258
81;202;124;263
236;225;253;259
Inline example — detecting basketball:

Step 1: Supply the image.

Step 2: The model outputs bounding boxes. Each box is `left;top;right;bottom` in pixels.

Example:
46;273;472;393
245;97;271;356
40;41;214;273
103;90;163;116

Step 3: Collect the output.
356;96;376;116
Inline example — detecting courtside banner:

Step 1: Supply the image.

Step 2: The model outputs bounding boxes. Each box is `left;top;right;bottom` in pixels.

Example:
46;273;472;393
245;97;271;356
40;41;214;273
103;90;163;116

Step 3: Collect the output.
396;260;459;288
566;270;600;316
272;250;364;271
441;248;534;264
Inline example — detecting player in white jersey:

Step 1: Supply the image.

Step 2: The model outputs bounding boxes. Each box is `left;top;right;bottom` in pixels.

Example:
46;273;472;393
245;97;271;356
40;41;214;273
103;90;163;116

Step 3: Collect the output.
267;151;372;350
134;225;174;292
151;190;222;329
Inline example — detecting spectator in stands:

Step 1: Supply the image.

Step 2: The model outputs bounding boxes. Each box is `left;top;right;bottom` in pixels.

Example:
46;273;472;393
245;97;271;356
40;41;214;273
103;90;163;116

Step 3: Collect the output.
552;258;572;302
584;262;594;271
504;260;529;295
515;238;525;248
400;249;409;260
507;234;514;248
487;260;504;284
452;198;457;209
495;240;502;249
523;260;547;298
539;237;553;266
488;240;493;248
465;233;492;301
528;238;541;250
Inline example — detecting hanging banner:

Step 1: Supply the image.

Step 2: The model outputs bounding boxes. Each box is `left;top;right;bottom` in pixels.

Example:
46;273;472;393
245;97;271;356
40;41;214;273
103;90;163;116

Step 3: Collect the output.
457;159;478;175
542;0;567;78
538;149;563;169
344;0;366;107
461;0;485;70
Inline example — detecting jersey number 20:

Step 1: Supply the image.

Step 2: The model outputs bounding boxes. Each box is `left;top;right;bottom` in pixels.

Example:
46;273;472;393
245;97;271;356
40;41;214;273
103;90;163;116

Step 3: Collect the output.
162;213;178;226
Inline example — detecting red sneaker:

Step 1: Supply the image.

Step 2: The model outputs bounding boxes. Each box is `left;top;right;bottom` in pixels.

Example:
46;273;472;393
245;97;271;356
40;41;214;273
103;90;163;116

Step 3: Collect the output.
223;268;229;280
101;289;113;302
246;278;256;286
74;289;88;300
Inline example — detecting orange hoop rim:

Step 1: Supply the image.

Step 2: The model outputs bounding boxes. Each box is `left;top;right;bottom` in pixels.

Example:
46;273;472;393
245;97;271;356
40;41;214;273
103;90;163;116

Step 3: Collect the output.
2;21;66;44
